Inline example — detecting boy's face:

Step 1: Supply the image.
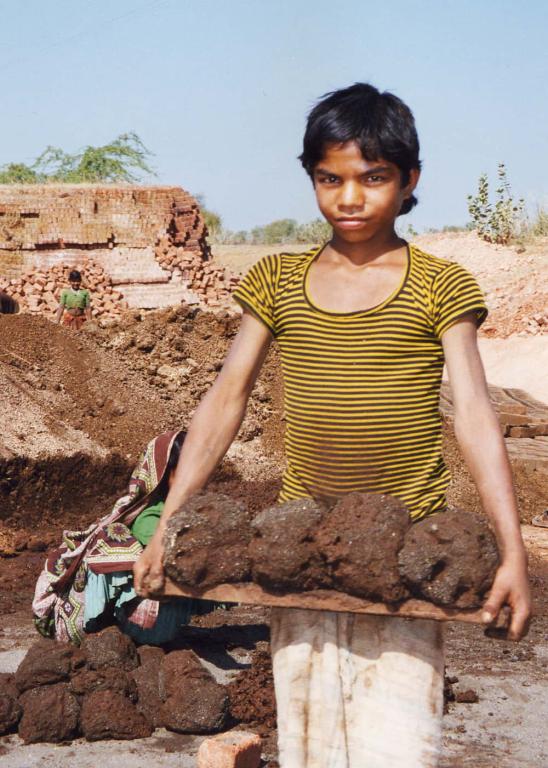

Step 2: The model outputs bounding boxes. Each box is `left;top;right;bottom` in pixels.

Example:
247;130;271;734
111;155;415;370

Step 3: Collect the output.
312;141;419;244
70;279;81;290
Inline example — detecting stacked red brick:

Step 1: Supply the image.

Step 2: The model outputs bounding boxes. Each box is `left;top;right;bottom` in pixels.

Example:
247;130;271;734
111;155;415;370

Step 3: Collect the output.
0;185;240;310
155;233;240;306
152;192;239;307
0;262;128;321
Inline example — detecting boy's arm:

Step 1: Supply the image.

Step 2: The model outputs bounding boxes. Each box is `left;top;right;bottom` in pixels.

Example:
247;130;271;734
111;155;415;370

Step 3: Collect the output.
442;317;531;640
133;310;272;596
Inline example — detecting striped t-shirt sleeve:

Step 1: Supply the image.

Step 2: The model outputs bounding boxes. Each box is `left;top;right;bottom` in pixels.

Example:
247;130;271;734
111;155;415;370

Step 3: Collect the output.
232;254;279;335
432;262;488;338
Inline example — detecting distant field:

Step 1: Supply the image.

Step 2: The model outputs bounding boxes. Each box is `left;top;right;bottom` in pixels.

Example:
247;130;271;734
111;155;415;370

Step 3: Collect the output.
211;243;318;274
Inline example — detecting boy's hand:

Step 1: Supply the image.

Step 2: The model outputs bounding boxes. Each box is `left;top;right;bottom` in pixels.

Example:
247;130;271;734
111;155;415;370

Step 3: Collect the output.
133;530;166;597
482;556;532;641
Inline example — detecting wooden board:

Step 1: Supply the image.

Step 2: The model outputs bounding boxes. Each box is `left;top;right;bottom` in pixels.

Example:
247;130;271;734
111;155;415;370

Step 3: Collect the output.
162;579;509;627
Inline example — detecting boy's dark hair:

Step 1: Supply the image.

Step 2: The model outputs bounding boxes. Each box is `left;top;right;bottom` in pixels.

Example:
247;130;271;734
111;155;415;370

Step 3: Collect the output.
300;83;421;215
69;270;82;282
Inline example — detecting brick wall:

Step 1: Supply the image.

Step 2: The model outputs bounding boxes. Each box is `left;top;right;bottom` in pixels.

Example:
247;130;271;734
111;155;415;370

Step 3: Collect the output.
0;184;236;311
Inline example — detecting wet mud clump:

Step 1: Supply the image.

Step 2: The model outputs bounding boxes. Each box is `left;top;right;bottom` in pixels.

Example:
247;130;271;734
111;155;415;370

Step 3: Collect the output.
0;674;22;735
80;689;152;741
316;492;411;602
398;508;499;607
131;646;165;728
163;492;252;588
19;682;80;743
250;499;328;591
160;649;229;733
14;638;85;693
81;625;139;671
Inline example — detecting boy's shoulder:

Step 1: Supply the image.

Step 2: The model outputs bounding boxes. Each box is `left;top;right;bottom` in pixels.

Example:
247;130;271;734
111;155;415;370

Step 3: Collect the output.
258;246;320;269
410;243;457;271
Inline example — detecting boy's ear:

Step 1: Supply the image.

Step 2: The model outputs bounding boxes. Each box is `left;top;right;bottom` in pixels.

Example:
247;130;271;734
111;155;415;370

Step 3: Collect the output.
404;167;420;197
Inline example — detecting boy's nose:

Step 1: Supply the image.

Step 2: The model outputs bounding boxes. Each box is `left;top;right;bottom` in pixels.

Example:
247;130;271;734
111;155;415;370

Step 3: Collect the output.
338;182;365;211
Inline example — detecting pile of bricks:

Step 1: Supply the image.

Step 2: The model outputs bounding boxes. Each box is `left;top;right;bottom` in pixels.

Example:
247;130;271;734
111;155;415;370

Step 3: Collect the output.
0;261;128;321
154;234;240;306
440;382;548;439
0;184;239;310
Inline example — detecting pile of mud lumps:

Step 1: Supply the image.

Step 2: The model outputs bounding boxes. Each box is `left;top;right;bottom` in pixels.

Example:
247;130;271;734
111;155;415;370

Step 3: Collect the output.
164;492;499;609
0;625;240;743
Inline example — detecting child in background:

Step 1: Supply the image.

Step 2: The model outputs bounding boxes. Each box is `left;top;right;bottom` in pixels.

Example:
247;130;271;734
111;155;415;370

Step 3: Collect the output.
134;83;531;767
55;269;91;329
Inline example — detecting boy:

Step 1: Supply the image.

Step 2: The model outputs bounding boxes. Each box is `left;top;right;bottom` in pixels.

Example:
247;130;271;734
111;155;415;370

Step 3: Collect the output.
134;83;531;766
55;269;92;329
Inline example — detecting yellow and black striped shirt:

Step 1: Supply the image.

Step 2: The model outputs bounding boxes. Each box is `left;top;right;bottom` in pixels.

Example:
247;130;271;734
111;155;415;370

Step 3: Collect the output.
233;244;487;519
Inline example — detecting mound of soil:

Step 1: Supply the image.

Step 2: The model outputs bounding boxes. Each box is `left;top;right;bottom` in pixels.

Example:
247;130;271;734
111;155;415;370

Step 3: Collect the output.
0;307;284;536
228;643;276;736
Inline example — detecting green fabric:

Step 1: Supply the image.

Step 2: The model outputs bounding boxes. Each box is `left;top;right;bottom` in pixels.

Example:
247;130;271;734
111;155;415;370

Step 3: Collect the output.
131;500;164;546
60;288;90;309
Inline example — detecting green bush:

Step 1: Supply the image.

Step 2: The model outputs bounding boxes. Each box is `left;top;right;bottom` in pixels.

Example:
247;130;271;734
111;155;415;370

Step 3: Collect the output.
467;163;524;245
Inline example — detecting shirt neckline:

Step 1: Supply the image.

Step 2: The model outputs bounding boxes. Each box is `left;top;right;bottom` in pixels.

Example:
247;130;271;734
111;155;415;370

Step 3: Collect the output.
303;242;412;317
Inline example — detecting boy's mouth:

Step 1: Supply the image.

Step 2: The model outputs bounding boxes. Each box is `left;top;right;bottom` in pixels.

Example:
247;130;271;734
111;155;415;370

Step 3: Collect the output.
335;217;368;229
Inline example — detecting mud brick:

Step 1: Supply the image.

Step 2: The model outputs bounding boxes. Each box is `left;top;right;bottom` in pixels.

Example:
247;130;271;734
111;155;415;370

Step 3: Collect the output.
507;426;535;438
497;411;529;428
197;731;262;768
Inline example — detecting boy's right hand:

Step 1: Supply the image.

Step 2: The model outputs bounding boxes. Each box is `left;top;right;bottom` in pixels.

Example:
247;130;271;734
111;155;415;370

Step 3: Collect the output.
133;531;166;597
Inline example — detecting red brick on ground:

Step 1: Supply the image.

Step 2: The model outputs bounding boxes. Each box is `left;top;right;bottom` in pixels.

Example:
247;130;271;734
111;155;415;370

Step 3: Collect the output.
197;730;262;768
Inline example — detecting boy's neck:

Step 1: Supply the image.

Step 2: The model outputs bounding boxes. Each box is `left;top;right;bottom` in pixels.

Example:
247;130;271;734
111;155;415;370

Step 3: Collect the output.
326;229;405;266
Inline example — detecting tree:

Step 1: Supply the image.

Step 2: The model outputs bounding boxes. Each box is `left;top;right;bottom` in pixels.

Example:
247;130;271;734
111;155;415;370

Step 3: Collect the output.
194;194;223;239
0;132;156;184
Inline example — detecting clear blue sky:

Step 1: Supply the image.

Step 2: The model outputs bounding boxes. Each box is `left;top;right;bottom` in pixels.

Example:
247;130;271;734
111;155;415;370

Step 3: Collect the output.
1;0;547;232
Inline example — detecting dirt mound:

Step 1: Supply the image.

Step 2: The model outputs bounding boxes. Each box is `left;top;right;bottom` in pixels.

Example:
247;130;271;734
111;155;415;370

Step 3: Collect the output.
414;232;548;339
87;303;285;453
228;643;276;736
0;308;284;533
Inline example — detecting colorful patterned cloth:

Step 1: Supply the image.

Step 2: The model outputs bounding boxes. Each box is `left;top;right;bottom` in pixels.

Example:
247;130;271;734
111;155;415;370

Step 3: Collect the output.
32;429;185;644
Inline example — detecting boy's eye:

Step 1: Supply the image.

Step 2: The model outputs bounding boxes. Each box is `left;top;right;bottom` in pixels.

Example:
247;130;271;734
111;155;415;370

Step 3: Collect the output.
366;175;385;183
317;174;339;184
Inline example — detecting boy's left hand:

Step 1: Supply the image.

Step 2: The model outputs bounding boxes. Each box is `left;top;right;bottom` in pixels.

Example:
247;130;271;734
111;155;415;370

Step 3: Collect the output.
482;556;532;641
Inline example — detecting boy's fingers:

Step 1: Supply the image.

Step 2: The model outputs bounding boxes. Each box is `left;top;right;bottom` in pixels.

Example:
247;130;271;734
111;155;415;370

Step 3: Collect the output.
133;559;149;596
146;566;165;594
481;588;507;624
508;606;532;641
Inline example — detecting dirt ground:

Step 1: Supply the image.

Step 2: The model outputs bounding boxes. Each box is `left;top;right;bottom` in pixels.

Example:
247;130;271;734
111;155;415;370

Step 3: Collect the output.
0;232;547;765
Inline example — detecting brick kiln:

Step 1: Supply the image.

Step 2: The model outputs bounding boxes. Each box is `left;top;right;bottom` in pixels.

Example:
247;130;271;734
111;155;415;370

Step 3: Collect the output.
0;185;238;319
